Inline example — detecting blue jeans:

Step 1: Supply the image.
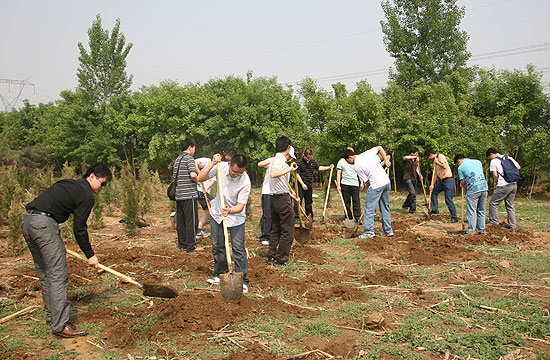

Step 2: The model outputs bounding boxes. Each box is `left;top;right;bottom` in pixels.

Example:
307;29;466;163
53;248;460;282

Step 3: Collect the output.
210;218;249;285
363;183;392;235
465;191;488;234
431;178;458;220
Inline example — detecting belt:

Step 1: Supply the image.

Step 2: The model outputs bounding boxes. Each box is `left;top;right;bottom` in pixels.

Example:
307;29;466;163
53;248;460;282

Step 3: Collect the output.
440;177;452;181
26;209;52;217
270;193;289;197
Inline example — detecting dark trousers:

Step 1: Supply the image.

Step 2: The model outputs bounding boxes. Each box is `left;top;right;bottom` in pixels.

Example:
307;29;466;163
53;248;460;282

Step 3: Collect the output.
21;213;70;333
294;182;313;219
341;184;361;220
268;194;295;263
259;194;271;242
176;198;198;251
403;179;417;212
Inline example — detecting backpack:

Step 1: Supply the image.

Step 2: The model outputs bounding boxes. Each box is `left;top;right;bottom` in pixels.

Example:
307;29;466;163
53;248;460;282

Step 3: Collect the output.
496;156;520;183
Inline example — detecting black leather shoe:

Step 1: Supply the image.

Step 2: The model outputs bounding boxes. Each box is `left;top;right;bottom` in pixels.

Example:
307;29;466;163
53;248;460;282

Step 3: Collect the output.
449;218;458;223
429;210;439;215
53;324;88;338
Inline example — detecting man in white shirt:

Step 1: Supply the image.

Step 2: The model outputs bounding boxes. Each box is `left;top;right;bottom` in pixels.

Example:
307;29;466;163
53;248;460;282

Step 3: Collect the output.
486;148;521;229
195;157;215;237
336;147;364;221
266;136;299;266
257;146;296;246
345;146;393;239
197;153;251;293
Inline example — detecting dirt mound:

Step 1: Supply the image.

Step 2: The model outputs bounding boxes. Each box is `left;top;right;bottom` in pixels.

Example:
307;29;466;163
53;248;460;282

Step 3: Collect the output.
363;268;407;286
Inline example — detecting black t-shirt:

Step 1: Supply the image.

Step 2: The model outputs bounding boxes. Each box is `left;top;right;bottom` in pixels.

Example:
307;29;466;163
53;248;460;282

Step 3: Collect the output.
296;158;319;184
26;179;95;258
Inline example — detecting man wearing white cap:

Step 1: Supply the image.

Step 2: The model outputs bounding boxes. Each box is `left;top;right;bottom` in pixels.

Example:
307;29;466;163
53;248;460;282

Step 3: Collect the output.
265;136;299;266
257;145;296;246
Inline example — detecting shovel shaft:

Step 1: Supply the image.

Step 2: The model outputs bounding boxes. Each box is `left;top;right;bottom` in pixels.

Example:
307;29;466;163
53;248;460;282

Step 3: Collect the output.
461;186;465;230
66;249;143;288
334;180;350;219
322;168;333;219
217;163;233;273
293;175;305;229
417;160;429;204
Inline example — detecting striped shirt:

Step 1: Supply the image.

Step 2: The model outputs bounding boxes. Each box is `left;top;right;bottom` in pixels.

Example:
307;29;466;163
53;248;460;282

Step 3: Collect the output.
296;158;319;184
172;152;198;200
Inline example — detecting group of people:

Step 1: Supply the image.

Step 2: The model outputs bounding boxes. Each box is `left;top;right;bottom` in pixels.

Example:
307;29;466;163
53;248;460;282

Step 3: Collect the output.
401;147;521;235
21;134;521;339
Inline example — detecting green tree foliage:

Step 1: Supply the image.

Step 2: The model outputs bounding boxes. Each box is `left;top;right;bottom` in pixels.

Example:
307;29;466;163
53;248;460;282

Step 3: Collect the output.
471;65;550;159
381;0;471;87
77;14;133;106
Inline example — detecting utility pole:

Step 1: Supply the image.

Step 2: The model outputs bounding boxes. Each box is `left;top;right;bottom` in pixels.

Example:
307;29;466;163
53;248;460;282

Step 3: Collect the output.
0;78;35;111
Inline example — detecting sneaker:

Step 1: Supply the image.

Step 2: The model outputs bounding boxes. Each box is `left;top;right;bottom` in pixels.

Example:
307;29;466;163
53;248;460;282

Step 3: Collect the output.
429;210;439;215
264;256;275;265
242;284;249;294
170;211;176;217
380;232;394;237
358;233;375;239
273;260;288;267
207;276;220;285
449;218;458;223
197;229;210;237
261;240;269;246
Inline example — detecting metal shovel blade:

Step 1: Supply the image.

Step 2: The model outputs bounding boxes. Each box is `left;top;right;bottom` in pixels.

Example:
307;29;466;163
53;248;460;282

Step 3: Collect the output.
343;218;356;229
142;283;179;298
220;272;244;302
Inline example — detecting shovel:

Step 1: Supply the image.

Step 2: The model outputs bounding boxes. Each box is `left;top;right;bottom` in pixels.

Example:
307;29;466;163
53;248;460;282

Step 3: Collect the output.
416;160;430;218
66;249;178;298
217;163;244;302
292;177;312;230
461;186;466;232
320;168;333;223
334;181;356;229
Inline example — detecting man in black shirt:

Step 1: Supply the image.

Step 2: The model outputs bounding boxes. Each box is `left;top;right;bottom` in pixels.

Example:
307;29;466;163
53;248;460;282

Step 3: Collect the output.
295;148;334;221
22;162;112;338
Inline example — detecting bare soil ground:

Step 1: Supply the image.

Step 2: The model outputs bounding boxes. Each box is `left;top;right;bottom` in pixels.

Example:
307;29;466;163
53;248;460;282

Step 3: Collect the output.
1;188;549;359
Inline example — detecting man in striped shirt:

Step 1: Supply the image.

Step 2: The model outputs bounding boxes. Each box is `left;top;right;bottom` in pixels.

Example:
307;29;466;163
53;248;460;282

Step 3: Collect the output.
173;139;199;252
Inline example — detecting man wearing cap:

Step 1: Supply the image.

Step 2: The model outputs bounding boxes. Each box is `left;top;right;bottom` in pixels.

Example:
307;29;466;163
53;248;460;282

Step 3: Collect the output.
195;157;215;237
257;146;296;246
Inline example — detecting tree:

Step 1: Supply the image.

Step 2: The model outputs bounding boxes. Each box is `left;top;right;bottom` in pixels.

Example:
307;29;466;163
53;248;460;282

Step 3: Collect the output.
77;14;133;105
381;0;470;87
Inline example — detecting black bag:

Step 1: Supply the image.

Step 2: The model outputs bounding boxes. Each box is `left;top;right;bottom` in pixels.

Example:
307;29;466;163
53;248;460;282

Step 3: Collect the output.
167;157;183;201
167;181;177;201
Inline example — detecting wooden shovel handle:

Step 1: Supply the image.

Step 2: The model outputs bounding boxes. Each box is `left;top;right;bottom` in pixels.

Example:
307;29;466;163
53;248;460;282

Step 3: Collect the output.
293;174;305;229
417;160;429;203
66;249;142;288
322;168;333;218
334;180;350;219
217;163;233;272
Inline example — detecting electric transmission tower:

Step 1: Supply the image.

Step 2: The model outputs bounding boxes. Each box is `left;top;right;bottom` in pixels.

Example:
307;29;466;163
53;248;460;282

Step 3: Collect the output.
0;78;35;111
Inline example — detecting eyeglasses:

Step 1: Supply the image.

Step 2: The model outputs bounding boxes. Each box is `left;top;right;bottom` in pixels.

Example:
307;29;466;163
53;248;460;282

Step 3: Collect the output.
95;175;108;187
228;166;245;178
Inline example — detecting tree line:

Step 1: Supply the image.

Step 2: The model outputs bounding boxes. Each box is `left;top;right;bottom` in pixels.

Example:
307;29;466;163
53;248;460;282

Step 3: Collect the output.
0;66;548;188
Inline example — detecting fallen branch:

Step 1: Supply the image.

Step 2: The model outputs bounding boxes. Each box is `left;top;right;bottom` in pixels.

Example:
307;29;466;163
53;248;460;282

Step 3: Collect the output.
286;349;334;359
523;336;550;346
460;290;473;302
71;274;92;282
21;274;39;281
227;336;247;350
0;305;40;324
86;339;104;350
279;297;323;311
334;325;385;336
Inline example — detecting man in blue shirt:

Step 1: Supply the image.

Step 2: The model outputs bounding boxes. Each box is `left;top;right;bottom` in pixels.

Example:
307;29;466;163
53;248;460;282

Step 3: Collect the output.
454;154;489;235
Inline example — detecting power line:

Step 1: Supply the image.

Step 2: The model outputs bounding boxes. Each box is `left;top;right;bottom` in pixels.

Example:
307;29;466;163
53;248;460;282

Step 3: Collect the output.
293;42;550;85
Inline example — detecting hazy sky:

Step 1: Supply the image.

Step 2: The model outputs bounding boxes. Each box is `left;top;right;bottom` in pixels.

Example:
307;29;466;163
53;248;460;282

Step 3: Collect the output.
2;0;549;109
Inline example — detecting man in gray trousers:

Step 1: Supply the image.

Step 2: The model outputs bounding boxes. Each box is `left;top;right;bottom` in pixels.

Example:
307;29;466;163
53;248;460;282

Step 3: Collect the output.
22;162;112;338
